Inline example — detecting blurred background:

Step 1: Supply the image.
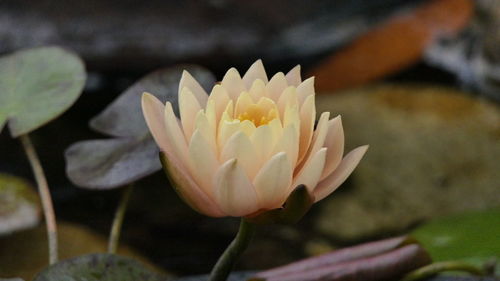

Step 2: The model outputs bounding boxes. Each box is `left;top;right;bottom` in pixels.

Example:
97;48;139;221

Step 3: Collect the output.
0;0;499;279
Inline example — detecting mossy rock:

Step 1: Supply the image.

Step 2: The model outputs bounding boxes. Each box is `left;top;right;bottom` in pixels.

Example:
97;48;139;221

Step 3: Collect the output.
315;84;500;241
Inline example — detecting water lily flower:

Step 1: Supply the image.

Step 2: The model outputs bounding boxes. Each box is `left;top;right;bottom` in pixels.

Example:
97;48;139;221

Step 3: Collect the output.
142;60;368;218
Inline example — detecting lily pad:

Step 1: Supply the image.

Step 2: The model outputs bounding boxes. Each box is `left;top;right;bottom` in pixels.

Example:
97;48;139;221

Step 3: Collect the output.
0;173;40;236
65;66;215;189
412;208;500;269
33;253;166;281
0;46;86;137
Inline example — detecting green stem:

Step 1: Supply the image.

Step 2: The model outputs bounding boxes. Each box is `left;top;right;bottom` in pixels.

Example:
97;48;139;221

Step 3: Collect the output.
108;184;134;254
403;261;485;281
20;134;58;264
209;219;256;281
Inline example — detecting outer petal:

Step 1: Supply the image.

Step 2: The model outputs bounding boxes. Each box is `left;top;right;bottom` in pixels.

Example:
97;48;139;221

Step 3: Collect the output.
296;77;315;105
179;87;202;142
214;158;259;216
320;116;344;180
253;152;292;209
221;131;259;180
292;148;327;192
164;102;189;164
221;68;246;100
297;94;316;163
141;93;169;152
160;150;225;217
189;130;220;197
296;111;330;174
243;59;268;88
285;65;302;87
266;72;288;101
314;145;368;202
179;70;209;107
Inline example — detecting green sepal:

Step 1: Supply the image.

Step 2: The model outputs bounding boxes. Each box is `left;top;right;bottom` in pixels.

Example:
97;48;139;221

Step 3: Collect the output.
247;185;314;225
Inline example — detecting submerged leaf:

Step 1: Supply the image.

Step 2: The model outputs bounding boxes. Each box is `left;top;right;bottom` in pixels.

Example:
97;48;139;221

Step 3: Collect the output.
32;253;166;281
65;66;215;189
0;46;86;137
0;173;40;236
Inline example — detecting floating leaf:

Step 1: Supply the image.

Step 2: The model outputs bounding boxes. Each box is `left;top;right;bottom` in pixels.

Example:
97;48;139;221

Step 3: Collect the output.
172;272;254;281
412;209;500;270
0;173;40;236
32;253;166;281
65;66;215;189
0;46;86;137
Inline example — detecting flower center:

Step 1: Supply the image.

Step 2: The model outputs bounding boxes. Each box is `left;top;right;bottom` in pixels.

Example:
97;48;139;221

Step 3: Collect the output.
237;104;278;127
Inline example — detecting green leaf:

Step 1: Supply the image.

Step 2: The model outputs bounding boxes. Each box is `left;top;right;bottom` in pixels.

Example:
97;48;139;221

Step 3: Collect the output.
32;253;166;281
0;46;86;137
0;173;40;236
65;66;215;189
412;208;500;269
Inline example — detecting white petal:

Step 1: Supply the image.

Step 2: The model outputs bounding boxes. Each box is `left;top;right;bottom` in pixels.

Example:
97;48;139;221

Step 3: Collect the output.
208;85;231;122
286;65;302;87
253;152;292;209
235;91;254;118
189;130;220;197
314;145;368;202
292;148;327;192
297;77;315;105
243;59;268;88
214;159;259;217
141;93;169;152
273;124;299;168
297;94;316;163
179;70;209;107
320;116;344;180
298;111;330;168
277;86;298;120
249;79;267;101
221;68;245;100
266;72;288;101
221;131;259;180
179;87;202;142
250;124;274;166
194;111;217;153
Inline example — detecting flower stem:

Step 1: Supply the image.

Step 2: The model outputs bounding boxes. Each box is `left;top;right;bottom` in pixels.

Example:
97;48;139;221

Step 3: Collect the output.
403;261;485;281
20;134;58;265
209;219;256;281
108;184;134;254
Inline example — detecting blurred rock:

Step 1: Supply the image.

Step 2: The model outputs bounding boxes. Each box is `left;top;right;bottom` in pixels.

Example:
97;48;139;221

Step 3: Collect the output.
315;84;500;241
0;174;40;236
0;0;422;71
424;0;500;101
311;0;473;92
0;221;166;280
